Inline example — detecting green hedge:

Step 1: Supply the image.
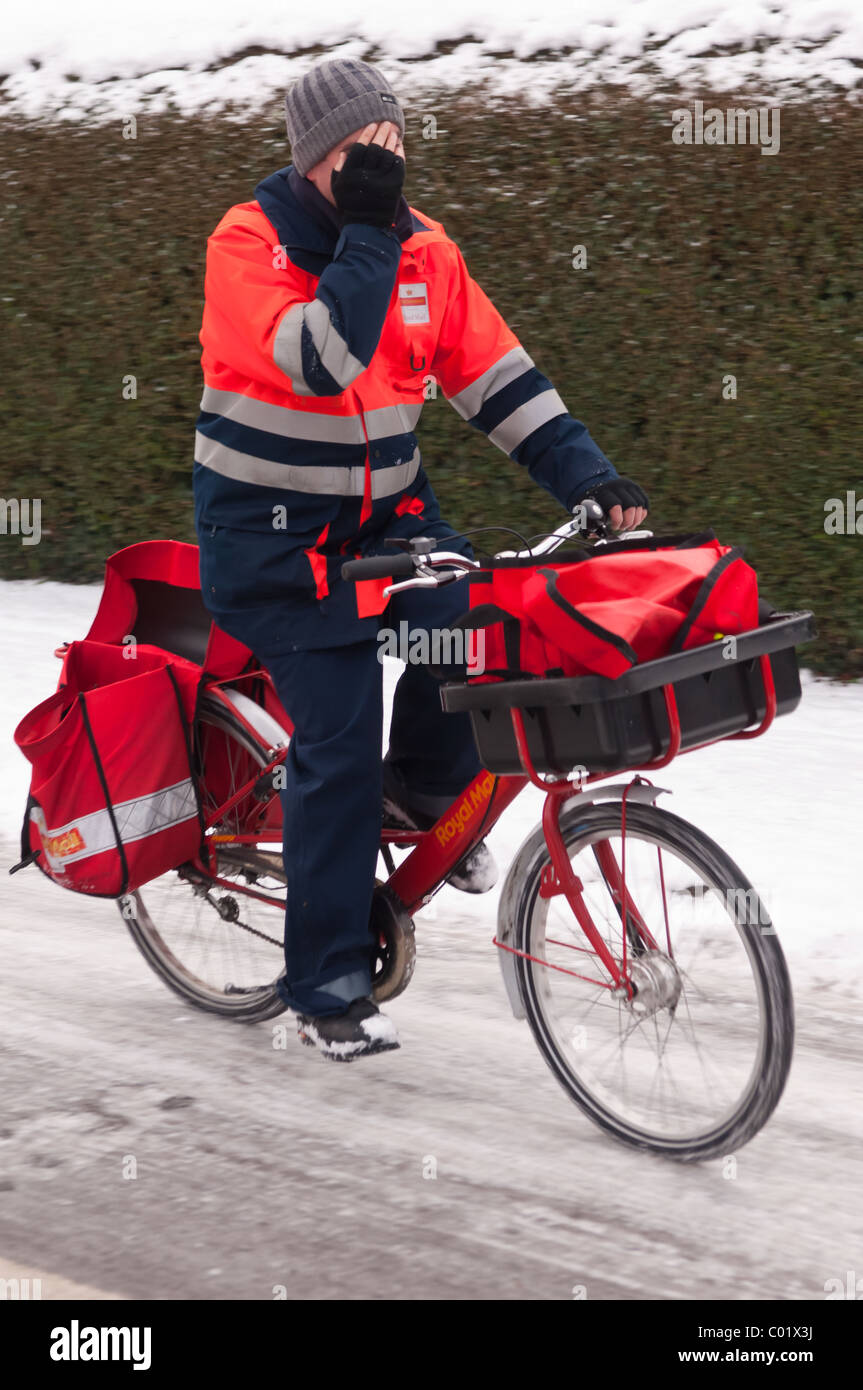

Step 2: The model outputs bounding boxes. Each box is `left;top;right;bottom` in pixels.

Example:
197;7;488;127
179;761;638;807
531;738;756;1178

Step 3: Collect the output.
1;93;861;674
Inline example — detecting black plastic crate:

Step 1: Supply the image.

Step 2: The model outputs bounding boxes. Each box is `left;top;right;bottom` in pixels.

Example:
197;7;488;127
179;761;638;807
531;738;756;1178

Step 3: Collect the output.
441;612;815;777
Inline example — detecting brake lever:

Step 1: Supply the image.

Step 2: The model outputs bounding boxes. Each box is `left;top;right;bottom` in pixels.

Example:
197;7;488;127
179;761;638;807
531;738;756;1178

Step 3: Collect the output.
593;528;655;547
383;574;440;596
383;563;461;597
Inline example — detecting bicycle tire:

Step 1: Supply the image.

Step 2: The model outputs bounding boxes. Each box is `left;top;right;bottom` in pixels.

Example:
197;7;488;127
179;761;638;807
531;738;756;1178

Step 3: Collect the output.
119;693;288;1022
508;801;794;1161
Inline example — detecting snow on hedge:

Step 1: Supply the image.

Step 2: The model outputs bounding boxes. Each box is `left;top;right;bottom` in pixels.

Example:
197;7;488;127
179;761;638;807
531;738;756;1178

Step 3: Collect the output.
0;1;860;124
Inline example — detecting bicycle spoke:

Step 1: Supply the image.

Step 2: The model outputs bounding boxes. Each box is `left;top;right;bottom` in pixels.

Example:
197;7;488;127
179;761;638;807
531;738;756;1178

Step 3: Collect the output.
522;810;774;1148
125;707;287;1009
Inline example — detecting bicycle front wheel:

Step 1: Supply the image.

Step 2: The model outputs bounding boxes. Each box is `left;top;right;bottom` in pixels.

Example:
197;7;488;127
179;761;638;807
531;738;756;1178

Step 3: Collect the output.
508;801;793;1160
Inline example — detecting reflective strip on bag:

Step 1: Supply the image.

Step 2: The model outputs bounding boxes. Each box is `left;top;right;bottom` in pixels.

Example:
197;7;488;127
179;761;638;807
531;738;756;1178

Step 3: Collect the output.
195;432;420;498
31;779;199;871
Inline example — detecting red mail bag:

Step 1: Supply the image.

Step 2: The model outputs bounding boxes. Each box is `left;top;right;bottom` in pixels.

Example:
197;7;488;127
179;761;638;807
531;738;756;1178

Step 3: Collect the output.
465;532;759;683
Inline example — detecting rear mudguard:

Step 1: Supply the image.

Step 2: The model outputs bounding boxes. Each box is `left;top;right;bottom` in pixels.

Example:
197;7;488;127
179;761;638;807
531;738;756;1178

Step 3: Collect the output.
496;781;668;1020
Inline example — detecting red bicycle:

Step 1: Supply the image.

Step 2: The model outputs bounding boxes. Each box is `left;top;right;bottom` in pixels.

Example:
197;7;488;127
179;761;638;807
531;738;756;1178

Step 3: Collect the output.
116;515;812;1161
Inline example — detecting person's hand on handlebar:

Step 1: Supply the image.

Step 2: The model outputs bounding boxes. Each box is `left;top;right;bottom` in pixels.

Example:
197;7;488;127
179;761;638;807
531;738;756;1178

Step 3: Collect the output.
577;478;649;534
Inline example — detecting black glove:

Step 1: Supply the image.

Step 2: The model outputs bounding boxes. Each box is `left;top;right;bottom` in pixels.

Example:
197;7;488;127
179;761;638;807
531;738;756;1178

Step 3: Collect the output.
579;477;649;521
331;141;405;228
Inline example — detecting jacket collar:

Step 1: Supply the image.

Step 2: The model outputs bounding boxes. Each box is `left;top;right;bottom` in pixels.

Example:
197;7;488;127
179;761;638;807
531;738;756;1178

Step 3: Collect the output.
254;164;414;255
286;165;343;239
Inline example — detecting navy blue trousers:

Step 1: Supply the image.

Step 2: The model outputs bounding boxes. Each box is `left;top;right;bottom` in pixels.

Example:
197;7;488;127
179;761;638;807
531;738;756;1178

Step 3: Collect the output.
255;581;480;1016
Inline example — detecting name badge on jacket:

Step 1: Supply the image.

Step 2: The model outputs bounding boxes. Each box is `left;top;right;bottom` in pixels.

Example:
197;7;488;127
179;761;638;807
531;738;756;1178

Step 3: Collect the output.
399;282;430;325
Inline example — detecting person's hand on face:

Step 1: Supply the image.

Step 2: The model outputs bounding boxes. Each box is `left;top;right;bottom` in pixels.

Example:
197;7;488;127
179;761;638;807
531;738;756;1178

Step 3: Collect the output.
332;120;404;175
330;121;406;228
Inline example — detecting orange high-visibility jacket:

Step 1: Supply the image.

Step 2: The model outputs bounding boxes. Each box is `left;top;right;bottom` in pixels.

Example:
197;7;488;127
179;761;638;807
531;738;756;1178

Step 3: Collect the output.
194;165;617;653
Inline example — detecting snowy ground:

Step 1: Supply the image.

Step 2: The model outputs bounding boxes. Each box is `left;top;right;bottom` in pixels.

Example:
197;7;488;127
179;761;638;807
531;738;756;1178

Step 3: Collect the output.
0;0;860;125
1;576;862;1300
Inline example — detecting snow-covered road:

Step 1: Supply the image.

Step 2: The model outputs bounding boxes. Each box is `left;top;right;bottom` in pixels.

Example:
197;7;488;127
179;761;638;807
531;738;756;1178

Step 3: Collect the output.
1;847;862;1300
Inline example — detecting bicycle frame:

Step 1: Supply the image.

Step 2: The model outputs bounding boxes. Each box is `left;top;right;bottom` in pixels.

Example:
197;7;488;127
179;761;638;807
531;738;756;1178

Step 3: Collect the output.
193;649;778;998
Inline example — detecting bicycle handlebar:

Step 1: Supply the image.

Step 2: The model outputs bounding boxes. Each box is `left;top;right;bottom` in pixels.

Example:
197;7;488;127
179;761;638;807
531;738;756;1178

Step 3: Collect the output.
340;502;654;596
341;552;416;582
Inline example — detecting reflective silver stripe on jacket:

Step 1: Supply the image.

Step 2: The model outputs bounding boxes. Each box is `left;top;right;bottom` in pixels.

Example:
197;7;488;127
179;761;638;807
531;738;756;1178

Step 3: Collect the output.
446;346;535;420
31;780;198;869
200;388;421;443
195;432;420;498
487;389;568;454
273;300;367;395
365;402;423;437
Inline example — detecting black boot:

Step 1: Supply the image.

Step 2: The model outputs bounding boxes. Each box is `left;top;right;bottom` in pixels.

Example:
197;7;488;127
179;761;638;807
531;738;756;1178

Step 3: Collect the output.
381;763;498;894
296;997;400;1062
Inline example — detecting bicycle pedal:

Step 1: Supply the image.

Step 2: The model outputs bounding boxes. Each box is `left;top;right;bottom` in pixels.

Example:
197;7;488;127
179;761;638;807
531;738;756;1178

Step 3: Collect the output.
252;769;280;801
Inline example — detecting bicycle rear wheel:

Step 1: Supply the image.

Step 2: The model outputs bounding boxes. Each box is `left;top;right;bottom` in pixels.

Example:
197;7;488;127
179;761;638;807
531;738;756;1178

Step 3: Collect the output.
119;694;287;1021
507;801;793;1160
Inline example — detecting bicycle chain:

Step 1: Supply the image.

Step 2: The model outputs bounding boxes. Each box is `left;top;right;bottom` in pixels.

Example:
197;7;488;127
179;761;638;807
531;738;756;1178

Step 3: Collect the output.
181;868;284;950
222;907;283;950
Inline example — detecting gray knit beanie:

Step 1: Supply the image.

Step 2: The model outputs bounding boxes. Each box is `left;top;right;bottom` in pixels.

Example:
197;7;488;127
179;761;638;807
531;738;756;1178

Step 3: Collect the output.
285;59;405;177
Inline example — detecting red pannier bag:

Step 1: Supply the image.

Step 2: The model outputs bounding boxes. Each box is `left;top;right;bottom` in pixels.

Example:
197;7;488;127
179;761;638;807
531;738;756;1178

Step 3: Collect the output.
12;538;291;897
464;531;759;683
14;641;207;898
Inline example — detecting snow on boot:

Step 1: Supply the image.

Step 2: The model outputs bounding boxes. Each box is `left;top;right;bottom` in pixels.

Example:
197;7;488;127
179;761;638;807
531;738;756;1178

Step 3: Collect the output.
446;839;499;894
296;997;400;1062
